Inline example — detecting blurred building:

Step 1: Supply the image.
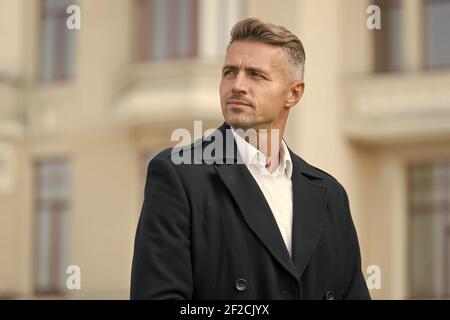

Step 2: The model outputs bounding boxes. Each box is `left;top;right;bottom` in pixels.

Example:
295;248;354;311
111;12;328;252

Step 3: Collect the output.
0;0;449;299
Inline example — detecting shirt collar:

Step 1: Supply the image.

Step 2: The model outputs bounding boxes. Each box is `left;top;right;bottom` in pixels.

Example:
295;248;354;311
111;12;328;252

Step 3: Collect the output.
231;127;293;179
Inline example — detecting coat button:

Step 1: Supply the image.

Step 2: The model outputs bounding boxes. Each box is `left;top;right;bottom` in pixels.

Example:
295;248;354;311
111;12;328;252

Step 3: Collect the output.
324;290;335;300
235;279;247;292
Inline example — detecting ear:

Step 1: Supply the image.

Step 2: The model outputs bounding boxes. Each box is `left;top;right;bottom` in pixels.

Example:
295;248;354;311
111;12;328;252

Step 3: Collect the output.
285;81;305;108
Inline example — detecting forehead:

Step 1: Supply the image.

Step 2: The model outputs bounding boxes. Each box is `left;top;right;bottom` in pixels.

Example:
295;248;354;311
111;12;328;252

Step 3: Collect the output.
224;40;288;71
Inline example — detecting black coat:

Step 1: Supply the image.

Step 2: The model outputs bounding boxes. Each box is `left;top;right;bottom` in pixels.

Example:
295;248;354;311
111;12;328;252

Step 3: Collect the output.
131;123;370;300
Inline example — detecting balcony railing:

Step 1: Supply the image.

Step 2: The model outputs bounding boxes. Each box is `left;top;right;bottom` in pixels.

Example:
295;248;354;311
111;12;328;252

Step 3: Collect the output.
344;71;450;145
112;59;223;127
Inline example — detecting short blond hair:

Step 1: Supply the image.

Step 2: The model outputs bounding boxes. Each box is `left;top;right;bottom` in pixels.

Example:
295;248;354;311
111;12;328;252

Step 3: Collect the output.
228;18;305;80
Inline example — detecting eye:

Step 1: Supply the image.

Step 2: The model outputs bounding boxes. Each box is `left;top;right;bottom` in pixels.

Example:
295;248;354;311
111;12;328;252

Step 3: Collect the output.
223;69;235;78
250;71;265;79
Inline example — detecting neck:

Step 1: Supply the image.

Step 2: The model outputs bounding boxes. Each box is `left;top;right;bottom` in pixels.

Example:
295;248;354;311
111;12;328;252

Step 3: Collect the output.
236;126;285;172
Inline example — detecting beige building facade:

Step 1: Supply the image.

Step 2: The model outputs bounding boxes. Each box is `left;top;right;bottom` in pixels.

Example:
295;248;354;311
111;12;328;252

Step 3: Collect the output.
1;0;450;299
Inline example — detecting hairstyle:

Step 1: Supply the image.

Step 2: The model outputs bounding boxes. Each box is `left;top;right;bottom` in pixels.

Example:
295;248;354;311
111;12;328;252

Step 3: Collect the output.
228;18;305;80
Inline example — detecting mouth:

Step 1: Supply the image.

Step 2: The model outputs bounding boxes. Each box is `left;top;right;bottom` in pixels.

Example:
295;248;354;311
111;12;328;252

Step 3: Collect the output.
227;100;253;108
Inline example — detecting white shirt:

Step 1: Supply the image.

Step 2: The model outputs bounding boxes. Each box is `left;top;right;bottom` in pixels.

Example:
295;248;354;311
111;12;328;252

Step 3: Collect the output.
231;128;294;256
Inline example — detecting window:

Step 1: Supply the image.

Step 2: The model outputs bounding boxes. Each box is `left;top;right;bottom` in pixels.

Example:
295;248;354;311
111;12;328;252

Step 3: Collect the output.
136;0;199;61
374;0;404;72
34;160;71;295
425;0;450;69
40;0;76;82
409;162;450;298
134;0;247;61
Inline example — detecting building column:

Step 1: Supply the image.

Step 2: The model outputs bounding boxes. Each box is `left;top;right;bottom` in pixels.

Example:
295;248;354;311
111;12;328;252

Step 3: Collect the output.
402;0;424;71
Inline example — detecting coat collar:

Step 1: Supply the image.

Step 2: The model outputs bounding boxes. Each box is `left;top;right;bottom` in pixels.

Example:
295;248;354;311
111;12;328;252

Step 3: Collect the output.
211;123;328;280
201;123;323;178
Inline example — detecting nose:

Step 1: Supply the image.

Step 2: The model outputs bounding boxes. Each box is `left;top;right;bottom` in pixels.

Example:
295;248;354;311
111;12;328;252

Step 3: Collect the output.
231;72;248;95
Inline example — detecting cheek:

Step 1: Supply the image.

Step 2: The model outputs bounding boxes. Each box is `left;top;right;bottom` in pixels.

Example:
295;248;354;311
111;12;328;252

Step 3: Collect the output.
219;81;229;99
259;89;277;103
259;89;286;113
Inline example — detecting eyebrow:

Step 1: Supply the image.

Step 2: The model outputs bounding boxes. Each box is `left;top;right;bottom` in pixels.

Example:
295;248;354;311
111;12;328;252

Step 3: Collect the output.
222;64;270;77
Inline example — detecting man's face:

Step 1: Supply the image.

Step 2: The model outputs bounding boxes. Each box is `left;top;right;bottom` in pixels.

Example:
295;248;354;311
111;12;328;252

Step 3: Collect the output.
219;40;296;130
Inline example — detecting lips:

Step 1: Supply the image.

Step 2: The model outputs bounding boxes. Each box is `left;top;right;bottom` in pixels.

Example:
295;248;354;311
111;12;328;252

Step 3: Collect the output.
227;99;252;107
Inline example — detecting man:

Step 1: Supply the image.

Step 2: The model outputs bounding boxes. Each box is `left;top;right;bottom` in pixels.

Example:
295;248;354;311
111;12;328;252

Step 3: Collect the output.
131;18;370;300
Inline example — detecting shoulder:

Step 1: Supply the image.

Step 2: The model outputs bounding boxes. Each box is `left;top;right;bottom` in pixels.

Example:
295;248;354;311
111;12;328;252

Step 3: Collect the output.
150;138;203;164
290;152;348;197
291;153;353;223
151;147;175;162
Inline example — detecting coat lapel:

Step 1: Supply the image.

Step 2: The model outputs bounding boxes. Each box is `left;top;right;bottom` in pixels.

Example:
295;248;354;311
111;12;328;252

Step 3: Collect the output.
290;153;328;279
215;164;298;280
204;123;328;281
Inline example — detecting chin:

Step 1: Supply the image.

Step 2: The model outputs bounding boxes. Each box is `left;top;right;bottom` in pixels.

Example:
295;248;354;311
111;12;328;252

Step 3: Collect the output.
225;117;254;130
